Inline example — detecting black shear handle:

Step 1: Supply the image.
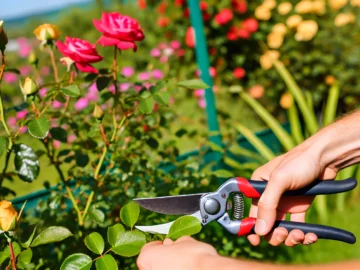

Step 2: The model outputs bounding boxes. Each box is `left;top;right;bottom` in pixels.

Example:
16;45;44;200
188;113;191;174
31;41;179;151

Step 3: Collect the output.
237;177;357;198
239;218;356;244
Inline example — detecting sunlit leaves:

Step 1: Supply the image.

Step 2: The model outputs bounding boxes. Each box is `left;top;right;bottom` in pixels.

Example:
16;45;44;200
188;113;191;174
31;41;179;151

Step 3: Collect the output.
62;84;80;97
84;232;104;255
0;137;7;158
176;79;209;89
13;144;40;182
167;216;202;240
60;254;92;270
111;230;146;257
120;201;140;229
30;226;72;247
28;116;50;139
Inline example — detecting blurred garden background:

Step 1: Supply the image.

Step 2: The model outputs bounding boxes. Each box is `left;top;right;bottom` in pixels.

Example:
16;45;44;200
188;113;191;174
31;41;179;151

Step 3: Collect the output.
1;0;360;268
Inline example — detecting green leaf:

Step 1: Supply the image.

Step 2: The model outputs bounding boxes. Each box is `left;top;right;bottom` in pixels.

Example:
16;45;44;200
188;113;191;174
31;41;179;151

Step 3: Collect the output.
17;248;33;269
28;116;50;139
153;91;170;106
0;242;21;265
177;79;209;89
167;216;202;240
13;144;40;182
150;81;166;94
84;232;104;255
4;67;21;74
111;230;146;257
95;254;118;270
50;127;68;142
30;226;72;247
96;76;111;91
60;253;92;270
212;169;233;178
233;122;275;162
62;84;80;97
107;224;125;247
139;97;155;114
88;125;100;137
240;91;295;151
120;201;140;229
75;150;89;167
55;93;67;103
89;208;105;224
323;82;340;127
0;137;8;158
21;225;37;248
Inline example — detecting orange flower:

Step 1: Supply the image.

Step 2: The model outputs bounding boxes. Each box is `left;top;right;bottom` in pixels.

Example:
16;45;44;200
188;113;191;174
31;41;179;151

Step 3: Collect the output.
325;75;336;85
280;92;293;109
260;50;280;70
33;24;61;41
255;5;271;20
0;201;18;231
351;0;360;7
295;0;314;13
278;2;292;15
263;0;276;9
295;20;318;41
329;0;348;10
313;0;326;15
334;13;355;27
286;14;302;28
272;23;287;35
249;85;265;99
267;32;284;49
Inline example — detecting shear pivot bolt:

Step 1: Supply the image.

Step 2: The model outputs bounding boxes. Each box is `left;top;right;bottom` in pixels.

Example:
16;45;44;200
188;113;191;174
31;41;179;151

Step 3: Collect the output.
204;198;220;215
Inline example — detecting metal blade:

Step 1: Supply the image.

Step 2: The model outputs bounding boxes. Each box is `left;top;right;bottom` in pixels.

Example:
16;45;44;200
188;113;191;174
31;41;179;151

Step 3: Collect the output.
134;193;205;215
135;211;202;234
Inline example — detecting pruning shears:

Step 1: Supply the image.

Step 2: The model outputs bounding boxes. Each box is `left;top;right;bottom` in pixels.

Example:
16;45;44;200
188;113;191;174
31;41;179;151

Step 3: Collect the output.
134;177;357;244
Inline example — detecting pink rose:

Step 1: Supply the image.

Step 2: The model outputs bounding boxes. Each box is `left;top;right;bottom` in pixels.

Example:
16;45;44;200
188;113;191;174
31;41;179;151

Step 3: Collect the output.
214;9;233;25
16;110;28;120
152;69;164;80
122;66;135;77
56;37;103;74
170;40;181;49
138;72;150;81
75;98;89;111
52;100;63;109
3;73;17;84
93;12;145;52
150;48;161;58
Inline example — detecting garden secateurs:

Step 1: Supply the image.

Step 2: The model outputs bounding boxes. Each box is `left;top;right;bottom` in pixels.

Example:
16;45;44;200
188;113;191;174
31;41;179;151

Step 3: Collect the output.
134;177;357;244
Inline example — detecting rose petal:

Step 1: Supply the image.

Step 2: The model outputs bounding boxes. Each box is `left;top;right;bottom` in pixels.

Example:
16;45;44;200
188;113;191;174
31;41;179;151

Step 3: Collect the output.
75;62;98;74
116;40;137;51
97;35;120;46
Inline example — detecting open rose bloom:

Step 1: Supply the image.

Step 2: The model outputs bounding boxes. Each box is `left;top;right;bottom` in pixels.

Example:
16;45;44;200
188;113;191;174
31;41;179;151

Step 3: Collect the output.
56;37;103;73
93;12;145;51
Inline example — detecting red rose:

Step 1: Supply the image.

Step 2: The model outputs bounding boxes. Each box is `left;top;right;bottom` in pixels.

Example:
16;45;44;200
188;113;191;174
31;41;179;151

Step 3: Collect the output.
56;37;103;73
232;0;247;14
237;28;250;39
175;0;185;6
157;2;167;14
233;67;246;79
214;9;233;25
200;1;208;11
242;18;258;33
185;27;195;48
93;12;145;52
203;12;211;21
184;8;190;18
138;0;146;9
227;26;238;41
157;17;170;27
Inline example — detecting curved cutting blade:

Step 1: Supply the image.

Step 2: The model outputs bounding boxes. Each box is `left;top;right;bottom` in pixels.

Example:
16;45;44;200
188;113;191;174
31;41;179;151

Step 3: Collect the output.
135;211;202;234
133;193;205;215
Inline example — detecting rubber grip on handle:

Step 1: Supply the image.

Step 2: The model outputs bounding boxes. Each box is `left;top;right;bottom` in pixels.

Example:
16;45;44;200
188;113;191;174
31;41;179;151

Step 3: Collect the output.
237;177;358;198
238;217;356;244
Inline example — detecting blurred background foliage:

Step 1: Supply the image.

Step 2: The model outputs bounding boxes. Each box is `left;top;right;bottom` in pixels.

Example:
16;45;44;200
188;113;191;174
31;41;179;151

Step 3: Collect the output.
1;0;360;268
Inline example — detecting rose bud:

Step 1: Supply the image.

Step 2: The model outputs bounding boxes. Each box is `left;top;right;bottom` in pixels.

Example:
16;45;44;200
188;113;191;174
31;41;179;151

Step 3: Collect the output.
93;103;104;120
0;200;18;231
28;51;39;67
20;77;37;100
0;20;8;54
33;24;61;44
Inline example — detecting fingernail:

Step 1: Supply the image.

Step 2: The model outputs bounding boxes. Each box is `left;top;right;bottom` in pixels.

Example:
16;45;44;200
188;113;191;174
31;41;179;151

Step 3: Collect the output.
255;219;267;235
291;239;299;245
276;235;286;242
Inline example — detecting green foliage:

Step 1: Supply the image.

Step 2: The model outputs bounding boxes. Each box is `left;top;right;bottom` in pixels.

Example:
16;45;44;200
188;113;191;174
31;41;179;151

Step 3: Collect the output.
167;216;202;240
30;227;72;247
27;116;50;139
120;201;140;229
62;84;81;97
0;137;7;158
111;230;146;257
60;254;92;270
176;79;209;90
95;254;118;270
84;232;104;255
13;144;40;183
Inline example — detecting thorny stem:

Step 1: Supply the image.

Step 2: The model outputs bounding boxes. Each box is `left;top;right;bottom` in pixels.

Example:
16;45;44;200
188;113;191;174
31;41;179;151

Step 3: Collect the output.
81;191;94;223
31;101;39;117
9;241;16;270
0;149;11;188
42;140;84;225
113;46;119;98
94;145;108;182
99;123;108;146
110;114;126;143
63;70;74;112
0;53;11;137
49;47;59;83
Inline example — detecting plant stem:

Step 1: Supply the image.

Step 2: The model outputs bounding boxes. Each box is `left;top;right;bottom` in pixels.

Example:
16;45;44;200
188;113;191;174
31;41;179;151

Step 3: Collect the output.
0;53;11;137
31;101;39;117
113;46;119;98
9;241;16;270
110;115;126;143
63;71;74;112
81;191;94;222
0;149;12;188
99;123;108;145
94;145;107;181
42;140;83;225
49;47;59;83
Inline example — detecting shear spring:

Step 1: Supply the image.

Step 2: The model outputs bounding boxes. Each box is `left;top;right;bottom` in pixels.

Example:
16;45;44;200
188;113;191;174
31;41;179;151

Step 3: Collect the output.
233;193;244;220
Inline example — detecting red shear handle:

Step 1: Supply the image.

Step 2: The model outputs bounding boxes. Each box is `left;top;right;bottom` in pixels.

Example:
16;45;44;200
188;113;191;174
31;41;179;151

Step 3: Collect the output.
237;217;356;244
236;177;357;198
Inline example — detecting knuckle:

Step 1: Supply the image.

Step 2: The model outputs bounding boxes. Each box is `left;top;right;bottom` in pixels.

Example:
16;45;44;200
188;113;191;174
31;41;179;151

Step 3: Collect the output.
257;200;276;211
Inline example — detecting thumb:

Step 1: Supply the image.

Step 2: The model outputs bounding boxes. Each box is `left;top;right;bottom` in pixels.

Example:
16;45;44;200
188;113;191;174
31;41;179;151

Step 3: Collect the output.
255;176;286;236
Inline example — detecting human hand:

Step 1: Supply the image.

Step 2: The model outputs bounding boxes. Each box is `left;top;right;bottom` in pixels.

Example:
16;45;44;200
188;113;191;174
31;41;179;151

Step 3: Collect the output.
247;139;338;247
137;236;218;270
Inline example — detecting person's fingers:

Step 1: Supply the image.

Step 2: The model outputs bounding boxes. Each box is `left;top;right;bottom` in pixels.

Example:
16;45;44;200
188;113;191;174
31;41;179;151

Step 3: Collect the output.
255;173;287;236
175;236;195;243
140;240;162;252
251;155;285;180
264;227;288;246
137;241;162;269
163;238;174;245
290;212;306;223
303;233;318;245
320;167;338;180
285;229;305;247
247;234;261;246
